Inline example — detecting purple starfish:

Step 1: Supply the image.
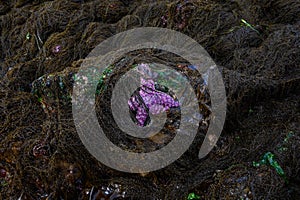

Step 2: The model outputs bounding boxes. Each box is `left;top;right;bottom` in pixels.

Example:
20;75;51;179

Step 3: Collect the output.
128;78;179;126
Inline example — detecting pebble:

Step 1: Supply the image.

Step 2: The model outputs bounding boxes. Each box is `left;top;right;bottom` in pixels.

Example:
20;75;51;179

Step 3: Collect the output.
0;168;6;177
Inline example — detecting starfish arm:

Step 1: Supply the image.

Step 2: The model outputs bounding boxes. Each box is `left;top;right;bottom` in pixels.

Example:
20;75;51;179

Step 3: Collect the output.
136;107;148;126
